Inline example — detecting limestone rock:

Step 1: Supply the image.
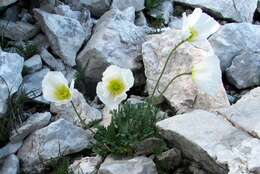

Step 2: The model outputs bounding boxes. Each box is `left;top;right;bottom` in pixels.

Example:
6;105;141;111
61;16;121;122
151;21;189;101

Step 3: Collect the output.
142;29;229;113
148;1;174;24
0;142;22;159
40;49;65;71
0;154;19;174
98;156;158;174
172;0;257;22
209;23;260;71
0;19;40;41
0;0;17;8
111;0;145;11
24;55;42;74
34;9;85;66
69;156;102;174
50;89;102;128
77;8;145;86
10;112;52;143
156;148;182;170
0;51;24;116
157;110;260;174
18;119;93;173
80;0;111;17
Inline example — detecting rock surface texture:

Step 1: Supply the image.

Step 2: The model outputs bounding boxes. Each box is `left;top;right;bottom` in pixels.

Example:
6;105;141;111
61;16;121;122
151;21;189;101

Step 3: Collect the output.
111;0;145;11
18;119;93;173
0;154;20;174
172;0;257;22
69;156;102;174
142;29;229;113
157;87;260;174
34;9;85;66
0;51;24;116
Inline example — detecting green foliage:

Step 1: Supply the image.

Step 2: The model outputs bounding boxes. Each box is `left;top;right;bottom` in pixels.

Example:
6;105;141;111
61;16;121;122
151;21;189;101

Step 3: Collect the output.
15;43;39;59
0;21;10;50
145;0;162;11
48;156;70;174
93;102;159;157
0;117;10;147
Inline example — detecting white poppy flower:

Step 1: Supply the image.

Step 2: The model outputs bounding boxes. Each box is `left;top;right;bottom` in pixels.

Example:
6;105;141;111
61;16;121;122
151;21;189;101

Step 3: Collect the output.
192;53;222;96
182;8;220;42
96;65;134;110
42;71;74;104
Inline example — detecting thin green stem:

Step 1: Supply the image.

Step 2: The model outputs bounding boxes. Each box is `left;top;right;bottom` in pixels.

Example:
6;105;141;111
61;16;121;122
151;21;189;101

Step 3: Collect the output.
151;39;188;98
158;72;192;98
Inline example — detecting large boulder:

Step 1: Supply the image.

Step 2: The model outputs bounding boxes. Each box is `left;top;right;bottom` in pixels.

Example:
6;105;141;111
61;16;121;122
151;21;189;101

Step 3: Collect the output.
18;119;93;173
98;156;158;174
0;51;24;117
77;7;145;90
34;9;86;66
142;29;229;113
157;110;260;174
172;0;257;22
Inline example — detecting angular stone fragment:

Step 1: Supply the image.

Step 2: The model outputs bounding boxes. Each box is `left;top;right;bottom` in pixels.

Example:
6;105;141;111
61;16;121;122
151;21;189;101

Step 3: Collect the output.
157;110;260;174
0;142;22;159
40;49;65;71
69;156;102;174
24;55;42;74
172;0;257;22
0;0;17;7
10;112;52;142
34;9;85;66
142;29;229;113
0;19;39;41
18;119;93;173
111;0;145;11
98;156;158;174
0;154;19;174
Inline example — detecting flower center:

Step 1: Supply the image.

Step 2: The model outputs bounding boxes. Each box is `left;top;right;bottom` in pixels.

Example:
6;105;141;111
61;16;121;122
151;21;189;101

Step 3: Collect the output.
188;27;198;42
54;84;72;101
107;79;126;96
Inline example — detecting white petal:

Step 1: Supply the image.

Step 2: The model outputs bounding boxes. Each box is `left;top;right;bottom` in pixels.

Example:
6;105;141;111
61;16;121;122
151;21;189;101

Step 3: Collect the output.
121;68;134;90
187;8;202;27
102;65;122;82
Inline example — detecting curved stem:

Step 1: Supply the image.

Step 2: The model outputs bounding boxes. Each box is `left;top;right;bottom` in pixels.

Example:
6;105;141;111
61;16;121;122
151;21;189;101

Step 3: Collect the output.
159;72;192;98
151;39;188;98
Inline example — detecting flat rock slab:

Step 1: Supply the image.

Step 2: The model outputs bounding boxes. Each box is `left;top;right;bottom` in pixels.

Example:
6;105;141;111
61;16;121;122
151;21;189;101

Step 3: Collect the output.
157;110;260;174
173;0;257;22
218;87;260;139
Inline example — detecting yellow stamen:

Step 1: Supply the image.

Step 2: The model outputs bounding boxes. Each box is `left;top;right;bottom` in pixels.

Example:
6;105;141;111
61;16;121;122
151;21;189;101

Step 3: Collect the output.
188;27;198;42
54;84;72;101
107;79;126;96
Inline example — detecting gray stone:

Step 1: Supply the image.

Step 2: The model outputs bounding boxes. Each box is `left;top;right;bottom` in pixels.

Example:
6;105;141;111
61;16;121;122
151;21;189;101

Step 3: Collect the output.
225;52;260;89
77;8;145;85
0;20;40;41
142;29;229;113
218;87;260;139
34;9;86;66
2;5;19;22
55;4;81;19
10;112;52;143
157;110;260;174
24;55;42;74
169;17;182;30
148;1;174;24
18;119;93;173
0;0;17;7
40;49;65;71
0;51;24;116
111;0;145;11
172;0;257;22
258;0;260;13
50;89;102;128
135;12;147;26
98;156;158;174
22;68;50;103
79;0;111;17
156;148;182;170
69;156;102;174
209;23;260;71
135;137;166;156
0;155;19;174
0;142;22;159
29;34;49;50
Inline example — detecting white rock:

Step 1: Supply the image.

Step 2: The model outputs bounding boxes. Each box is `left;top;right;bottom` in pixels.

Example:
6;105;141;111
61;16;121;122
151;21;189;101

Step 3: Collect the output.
157;110;260;174
77;8;145;85
18;119;93;173
0;19;40;41
148;1;174;24
0;142;22;159
98;156;158;174
24;55;42;74
0;0;17;7
40;49;65;71
111;0;145;11
69;156;102;174
50;89;102;128
142;29;229;113
34;9;86;66
0;155;19;174
218;87;260;139
79;0;112;17
172;0;257;22
0;51;24;116
10;112;52;143
209;23;260;71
